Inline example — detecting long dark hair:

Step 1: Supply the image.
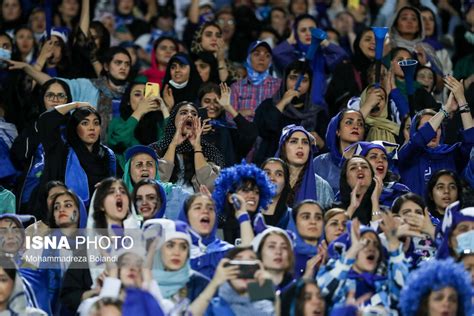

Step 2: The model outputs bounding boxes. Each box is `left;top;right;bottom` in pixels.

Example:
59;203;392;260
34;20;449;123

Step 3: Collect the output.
339;155;375;225
11;26;38;62
426;169;463;215
92;177;131;228
391;192;426;214
66;106;102;149
48;189;81;228
119;80;164;146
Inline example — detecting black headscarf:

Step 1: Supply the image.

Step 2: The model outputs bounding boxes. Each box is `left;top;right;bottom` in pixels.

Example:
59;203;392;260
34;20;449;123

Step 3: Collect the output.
338;156;375;225
150;101;224;184
66;107;110;192
352;28;375;84
273;60;326;133
191;51;220;84
161;53;203;104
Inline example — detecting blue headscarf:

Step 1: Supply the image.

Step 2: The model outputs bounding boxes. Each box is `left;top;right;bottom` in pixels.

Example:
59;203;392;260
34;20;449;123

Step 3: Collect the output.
152;219;192;299
436;201;474;259
245;41;272;86
178;195;233;251
276;125;318;204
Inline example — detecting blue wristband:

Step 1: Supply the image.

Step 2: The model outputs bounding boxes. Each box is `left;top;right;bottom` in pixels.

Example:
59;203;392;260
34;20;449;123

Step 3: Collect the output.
238;213;250;224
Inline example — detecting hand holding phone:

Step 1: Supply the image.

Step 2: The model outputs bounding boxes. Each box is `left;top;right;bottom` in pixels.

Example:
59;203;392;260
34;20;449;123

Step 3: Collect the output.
145;82;160;98
225;260;260;279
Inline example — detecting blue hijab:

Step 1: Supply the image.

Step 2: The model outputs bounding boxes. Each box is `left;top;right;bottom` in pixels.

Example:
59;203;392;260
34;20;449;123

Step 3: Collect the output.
245;41;272;86
276;125;318;204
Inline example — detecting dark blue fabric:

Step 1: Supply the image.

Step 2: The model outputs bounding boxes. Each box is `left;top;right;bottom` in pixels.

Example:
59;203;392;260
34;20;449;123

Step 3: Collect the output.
123;288;165;315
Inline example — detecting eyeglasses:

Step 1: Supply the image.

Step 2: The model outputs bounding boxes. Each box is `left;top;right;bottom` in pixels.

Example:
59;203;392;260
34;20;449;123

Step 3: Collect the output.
217;19;235;26
44;92;67;101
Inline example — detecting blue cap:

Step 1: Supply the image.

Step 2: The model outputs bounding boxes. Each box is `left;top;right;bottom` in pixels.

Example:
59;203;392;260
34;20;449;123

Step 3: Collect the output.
125;145;158;162
248;40;272;54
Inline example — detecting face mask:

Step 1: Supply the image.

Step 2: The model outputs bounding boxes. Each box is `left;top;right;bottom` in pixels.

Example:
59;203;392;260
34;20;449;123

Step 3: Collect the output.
169;80;188;89
455;229;474;255
0;48;11;70
465;31;474;45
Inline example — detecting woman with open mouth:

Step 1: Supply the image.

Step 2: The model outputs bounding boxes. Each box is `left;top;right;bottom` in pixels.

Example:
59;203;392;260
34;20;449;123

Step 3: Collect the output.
276;124;334;209
344;141;411;208
177;192;235;279
212;160;274;244
425;169;463;221
150;101;224;193
318;216;409;314
61;178;139;314
337;155;381;225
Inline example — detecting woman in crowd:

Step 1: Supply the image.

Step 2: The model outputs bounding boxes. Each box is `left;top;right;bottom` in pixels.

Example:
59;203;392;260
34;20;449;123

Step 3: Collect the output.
189;246;276;316
150;219;209;312
276;124;334;208
323;208;348;245
12;26;36;63
176;192;235;279
344;141;410;207
313;109;365;194
255;60;328;164
318;216;409;313
272;14;346;109
192;51;220;84
60;178;136;313
326;27;378;114
390;193;437;268
150;101;224;193
191;21;231;83
252;219;295;291
10;78;72;215
338;155;380;225
389;6;424;52
399;258;472;316
199;82;257;167
260;158;292;228
107;76;169;170
142;36;178;85
280;279;326;316
398;76;474;196
290;199;326;278
132;178;166;221
212;160;274;244
425;169;463;221
160;53;202;108
37;101;115;206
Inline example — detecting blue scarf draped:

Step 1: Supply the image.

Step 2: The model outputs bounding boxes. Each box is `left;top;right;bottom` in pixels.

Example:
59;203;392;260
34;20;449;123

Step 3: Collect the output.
244;54;270;86
347;270;387;299
153;252;191;299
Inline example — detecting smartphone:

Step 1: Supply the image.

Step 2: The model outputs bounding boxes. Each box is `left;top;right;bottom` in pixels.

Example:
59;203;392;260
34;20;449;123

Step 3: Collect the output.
198;107;209;120
348;0;360;9
248;279;275;302
226;260;260;279
145;82;160;98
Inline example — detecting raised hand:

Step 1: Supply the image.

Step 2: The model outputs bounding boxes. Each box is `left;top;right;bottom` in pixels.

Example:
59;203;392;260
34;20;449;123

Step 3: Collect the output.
188;116;204;149
346;218;368;259
218;83;232;110
444;75;466;105
172;118;188;146
163;84;175;110
212;258;240;286
346;181;363;218
379;212;401;251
